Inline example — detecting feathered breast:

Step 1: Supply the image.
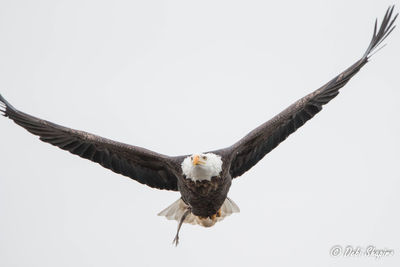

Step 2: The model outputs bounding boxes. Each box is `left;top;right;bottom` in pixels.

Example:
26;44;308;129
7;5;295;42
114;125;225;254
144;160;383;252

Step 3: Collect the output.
183;175;221;196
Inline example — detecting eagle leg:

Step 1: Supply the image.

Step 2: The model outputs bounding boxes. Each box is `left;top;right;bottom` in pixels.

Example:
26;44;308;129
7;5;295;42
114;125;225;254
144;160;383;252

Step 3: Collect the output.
172;208;191;247
210;208;221;220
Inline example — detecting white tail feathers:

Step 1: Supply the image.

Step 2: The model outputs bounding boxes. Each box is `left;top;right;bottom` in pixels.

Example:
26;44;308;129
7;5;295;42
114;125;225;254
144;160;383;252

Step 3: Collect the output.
158;198;240;227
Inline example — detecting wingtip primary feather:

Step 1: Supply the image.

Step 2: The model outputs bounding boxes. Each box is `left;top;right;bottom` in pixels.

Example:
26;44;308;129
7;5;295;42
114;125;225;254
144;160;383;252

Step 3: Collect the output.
0;94;19;117
0;94;8;116
364;5;398;59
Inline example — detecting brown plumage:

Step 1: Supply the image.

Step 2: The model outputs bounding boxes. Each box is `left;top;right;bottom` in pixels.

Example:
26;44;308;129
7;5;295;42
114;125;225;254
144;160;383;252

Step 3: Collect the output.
0;6;397;245
180;175;231;217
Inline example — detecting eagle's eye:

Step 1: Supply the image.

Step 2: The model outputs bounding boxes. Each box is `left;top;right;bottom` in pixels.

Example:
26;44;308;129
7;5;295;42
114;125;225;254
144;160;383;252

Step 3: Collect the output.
190;156;193;160
202;156;207;160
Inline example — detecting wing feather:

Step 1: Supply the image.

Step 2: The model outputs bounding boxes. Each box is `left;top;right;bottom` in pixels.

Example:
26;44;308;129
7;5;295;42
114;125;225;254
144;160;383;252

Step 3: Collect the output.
215;6;397;179
0;96;180;191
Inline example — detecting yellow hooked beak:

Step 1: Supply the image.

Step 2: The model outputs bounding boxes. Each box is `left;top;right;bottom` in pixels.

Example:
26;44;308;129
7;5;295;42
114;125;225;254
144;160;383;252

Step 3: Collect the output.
192;155;205;166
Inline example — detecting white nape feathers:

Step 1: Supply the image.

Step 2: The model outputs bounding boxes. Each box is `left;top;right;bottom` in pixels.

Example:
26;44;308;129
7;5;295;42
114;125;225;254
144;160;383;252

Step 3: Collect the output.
181;153;223;181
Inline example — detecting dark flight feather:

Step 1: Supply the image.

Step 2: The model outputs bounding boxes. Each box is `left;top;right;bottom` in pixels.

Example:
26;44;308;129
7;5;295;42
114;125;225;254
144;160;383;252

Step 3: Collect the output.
214;6;397;179
0;95;180;191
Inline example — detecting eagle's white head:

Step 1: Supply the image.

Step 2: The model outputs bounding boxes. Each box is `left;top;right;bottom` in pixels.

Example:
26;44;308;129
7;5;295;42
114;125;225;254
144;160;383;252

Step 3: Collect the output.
181;153;223;181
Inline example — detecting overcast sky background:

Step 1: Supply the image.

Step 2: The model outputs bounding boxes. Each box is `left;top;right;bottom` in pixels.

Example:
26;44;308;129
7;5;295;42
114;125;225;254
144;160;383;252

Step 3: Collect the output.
0;0;399;266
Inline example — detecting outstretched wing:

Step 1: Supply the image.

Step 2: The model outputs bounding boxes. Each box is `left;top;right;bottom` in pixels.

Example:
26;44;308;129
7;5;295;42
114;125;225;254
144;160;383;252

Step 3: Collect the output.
0;96;180;191
215;6;397;179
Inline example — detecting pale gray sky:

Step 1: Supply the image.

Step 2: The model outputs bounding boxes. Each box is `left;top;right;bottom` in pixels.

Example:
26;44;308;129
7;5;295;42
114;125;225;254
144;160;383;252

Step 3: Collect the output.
0;1;399;266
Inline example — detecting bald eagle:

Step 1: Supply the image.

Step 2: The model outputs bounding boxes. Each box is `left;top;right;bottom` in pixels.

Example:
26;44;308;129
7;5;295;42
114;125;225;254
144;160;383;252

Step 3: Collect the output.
0;6;397;246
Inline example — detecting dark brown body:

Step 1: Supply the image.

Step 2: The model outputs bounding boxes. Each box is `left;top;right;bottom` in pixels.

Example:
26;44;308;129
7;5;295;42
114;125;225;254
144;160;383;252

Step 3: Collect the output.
178;174;232;217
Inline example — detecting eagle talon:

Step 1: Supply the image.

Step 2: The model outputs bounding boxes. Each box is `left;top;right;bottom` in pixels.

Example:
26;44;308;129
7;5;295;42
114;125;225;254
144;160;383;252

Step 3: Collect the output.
217;209;221;217
172;208;191;247
210;209;222;220
172;235;179;246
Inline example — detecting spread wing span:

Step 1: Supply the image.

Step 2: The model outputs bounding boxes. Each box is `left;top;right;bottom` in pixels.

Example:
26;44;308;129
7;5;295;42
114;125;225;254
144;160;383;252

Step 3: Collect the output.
0;96;180;191
217;6;397;179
